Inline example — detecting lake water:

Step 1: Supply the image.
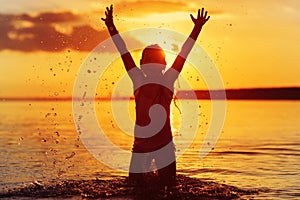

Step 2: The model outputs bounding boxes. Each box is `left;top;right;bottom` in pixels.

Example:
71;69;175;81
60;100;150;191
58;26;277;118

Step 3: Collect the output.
0;100;299;199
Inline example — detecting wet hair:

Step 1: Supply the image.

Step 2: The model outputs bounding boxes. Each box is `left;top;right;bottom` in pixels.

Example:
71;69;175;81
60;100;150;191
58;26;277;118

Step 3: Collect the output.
141;44;166;67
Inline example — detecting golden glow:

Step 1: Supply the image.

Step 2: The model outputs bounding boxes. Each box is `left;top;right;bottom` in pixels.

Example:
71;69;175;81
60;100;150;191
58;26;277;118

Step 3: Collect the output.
0;0;300;98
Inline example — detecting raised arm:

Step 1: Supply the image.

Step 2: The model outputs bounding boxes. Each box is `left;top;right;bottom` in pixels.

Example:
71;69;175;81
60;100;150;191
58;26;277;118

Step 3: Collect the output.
170;8;210;74
101;5;137;72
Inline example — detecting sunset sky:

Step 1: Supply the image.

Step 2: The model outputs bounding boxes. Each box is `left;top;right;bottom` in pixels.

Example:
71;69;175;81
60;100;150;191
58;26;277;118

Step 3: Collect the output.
0;0;300;98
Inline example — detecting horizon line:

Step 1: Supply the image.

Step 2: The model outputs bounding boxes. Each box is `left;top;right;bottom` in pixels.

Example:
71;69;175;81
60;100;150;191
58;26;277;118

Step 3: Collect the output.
1;87;300;101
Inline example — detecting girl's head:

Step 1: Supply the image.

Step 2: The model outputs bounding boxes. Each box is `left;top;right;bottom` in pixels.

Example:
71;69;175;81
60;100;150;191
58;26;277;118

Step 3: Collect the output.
140;44;166;76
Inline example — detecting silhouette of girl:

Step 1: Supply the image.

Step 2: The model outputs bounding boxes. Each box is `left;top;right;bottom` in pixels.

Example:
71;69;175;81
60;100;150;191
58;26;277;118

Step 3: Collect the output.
102;5;209;189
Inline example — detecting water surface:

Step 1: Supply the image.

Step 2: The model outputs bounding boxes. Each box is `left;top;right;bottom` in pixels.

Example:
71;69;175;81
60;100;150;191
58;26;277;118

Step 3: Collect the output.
0;100;299;199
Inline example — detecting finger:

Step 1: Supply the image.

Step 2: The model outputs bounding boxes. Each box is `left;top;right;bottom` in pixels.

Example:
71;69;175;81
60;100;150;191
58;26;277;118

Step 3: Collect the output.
206;15;210;22
197;9;200;19
101;18;105;21
204;11;207;19
109;5;112;13
106;7;110;12
105;11;108;16
110;6;113;15
190;14;195;21
201;8;204;18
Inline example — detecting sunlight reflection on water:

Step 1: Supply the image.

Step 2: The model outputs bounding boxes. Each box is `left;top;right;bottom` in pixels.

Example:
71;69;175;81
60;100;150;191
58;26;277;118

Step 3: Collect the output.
0;100;299;199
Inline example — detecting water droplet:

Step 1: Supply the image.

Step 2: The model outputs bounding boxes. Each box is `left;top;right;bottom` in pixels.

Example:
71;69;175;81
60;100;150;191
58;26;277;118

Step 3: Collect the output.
65;152;76;160
55;131;60;137
57;169;66;177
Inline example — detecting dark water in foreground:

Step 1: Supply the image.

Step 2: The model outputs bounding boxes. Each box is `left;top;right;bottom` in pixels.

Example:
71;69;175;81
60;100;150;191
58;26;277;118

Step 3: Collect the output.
0;101;299;199
1;174;260;199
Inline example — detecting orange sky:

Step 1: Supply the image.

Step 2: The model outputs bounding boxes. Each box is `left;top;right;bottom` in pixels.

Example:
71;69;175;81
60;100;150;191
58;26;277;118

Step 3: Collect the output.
0;0;300;98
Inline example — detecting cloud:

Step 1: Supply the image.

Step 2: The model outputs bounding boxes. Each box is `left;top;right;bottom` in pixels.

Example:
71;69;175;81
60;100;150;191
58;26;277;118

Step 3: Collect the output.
0;3;225;52
21;11;80;23
114;0;190;17
100;0;225;21
0;12;121;52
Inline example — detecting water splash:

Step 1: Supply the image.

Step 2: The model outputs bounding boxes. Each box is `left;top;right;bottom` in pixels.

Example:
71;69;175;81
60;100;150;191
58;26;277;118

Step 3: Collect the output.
0;175;261;199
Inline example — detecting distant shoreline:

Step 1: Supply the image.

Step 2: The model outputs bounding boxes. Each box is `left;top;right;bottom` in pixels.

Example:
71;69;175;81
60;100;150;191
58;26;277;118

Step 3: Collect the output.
177;87;300;100
1;87;300;101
